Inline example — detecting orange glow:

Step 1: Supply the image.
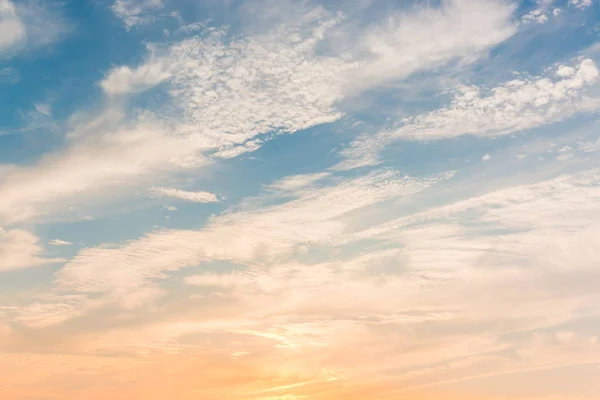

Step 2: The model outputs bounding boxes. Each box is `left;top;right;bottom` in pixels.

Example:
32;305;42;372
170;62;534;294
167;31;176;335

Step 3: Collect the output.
0;352;485;400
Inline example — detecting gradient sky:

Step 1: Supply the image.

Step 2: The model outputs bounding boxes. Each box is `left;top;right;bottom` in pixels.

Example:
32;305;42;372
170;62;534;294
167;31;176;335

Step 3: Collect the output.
1;0;600;399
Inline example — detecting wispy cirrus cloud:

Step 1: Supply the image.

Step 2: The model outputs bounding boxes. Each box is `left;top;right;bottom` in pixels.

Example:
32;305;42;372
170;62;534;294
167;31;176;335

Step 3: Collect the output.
0;228;64;271
53;169;447;304
48;239;73;246
0;0;26;55
266;172;330;193
150;186;219;203
343;0;517;94
0;0;70;58
569;0;593;10
111;0;164;29
337;58;600;170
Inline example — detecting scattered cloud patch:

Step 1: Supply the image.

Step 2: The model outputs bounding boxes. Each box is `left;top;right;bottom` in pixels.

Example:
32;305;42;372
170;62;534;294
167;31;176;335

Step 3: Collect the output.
338;58;600;169
48;239;72;246
111;0;164;29
267;172;330;193
100;59;171;95
395;59;600;139
150;187;219;203
0;0;71;58
14;0;71;51
0;0;26;54
54;169;446;305
0;113;184;224
0;229;64;271
34;103;51;117
344;0;517;94
521;0;559;24
569;0;593;10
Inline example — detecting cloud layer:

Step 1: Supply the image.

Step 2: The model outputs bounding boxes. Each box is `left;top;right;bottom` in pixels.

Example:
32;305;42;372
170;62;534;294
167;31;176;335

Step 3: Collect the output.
2;0;600;399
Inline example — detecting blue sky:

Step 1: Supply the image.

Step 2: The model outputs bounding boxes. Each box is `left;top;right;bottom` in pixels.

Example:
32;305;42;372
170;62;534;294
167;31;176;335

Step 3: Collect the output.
2;1;600;399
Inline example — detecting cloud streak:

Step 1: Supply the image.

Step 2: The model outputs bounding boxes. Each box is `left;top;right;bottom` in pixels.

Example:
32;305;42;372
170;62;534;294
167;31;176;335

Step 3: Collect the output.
150;187;219;203
0;228;64;271
338;58;600;169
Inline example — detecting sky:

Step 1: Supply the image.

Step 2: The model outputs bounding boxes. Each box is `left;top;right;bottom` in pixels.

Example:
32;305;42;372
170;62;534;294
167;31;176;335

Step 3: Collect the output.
1;0;600;399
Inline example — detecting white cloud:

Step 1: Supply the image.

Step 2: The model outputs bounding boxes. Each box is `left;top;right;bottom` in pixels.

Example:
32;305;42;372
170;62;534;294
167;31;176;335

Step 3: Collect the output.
0;0;70;58
481;153;492;161
0;228;64;271
153;12;350;157
0;0;26;54
150;187;219;203
111;0;164;29
569;0;593;10
93;162;600;379
7;165;600;394
0;1;521;226
100;58;171;95
394;59;599;139
521;0;557;24
34;103;51;117
53;169;445;304
522;9;549;24
13;299;84;328
5;1;600;397
0;112;195;224
338;58;600;169
103;0;518;156
352;168;600;243
579;136;600;152
48;239;72;246
345;0;517;94
13;0;70;50
556;65;576;77
0;11;354;225
267;172;330;193
521;0;594;24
